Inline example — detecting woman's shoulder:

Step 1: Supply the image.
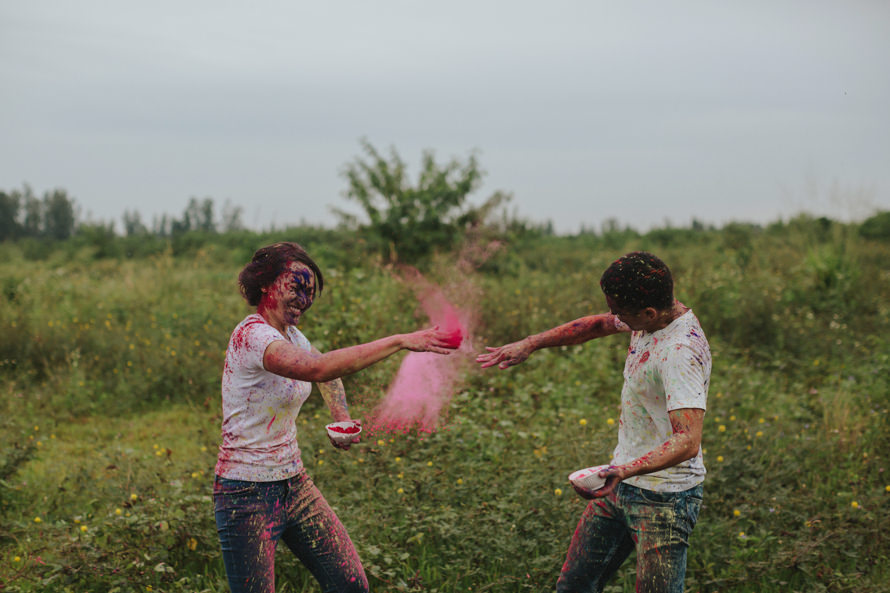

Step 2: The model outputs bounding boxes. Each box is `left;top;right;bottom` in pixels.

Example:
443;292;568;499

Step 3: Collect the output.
285;325;312;352
229;314;282;353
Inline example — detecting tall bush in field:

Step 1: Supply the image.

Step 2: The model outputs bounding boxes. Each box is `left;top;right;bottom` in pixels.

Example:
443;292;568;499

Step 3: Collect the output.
334;139;509;264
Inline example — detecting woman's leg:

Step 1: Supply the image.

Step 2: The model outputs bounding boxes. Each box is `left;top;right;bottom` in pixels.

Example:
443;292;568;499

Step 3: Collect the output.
279;472;369;593
214;477;284;593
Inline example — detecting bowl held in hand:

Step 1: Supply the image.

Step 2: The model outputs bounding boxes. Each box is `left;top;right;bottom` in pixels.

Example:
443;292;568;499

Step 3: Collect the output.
568;464;610;492
326;420;362;445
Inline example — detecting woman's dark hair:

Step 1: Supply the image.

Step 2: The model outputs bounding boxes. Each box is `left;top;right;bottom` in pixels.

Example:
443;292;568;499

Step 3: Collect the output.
238;242;324;306
599;251;673;312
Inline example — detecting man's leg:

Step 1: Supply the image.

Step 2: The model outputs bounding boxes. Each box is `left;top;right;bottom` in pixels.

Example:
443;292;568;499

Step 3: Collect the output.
624;484;703;593
556;489;634;593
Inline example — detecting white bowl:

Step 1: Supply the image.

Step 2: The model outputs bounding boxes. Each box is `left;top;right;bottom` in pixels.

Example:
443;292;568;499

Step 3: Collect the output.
325;420;362;445
568;464;610;492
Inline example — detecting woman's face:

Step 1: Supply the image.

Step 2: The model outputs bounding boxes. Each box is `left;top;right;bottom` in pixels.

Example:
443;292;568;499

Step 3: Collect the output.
260;261;317;328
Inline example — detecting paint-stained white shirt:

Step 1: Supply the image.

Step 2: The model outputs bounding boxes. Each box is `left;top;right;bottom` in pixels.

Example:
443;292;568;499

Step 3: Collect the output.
215;313;313;481
612;310;711;492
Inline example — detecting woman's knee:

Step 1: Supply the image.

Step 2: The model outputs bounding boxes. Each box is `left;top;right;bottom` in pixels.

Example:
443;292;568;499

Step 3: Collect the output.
325;571;368;593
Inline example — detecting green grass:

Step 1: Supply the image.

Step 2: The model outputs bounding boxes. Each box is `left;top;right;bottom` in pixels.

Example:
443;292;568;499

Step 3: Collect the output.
1;219;889;592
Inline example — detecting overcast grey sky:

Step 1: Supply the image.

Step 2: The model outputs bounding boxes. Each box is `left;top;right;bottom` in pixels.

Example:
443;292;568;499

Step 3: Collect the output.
2;1;888;234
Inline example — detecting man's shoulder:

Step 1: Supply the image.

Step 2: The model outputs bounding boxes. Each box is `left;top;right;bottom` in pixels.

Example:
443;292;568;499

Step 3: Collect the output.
658;312;710;357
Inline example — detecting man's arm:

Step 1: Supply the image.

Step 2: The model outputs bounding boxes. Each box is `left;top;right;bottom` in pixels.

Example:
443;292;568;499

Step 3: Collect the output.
576;408;705;499
476;313;626;370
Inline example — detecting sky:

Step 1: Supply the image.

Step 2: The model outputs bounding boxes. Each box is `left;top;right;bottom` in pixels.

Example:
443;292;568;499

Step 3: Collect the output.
2;1;888;234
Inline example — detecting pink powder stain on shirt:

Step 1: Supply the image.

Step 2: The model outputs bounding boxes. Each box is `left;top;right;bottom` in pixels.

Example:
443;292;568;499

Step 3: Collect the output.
368;279;471;435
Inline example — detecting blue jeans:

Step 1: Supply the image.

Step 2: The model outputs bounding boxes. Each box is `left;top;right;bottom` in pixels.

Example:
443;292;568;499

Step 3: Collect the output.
214;472;369;593
556;483;703;593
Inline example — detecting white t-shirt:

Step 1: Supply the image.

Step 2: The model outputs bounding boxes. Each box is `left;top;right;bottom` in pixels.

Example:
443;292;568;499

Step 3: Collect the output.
215;313;313;482
611;310;711;492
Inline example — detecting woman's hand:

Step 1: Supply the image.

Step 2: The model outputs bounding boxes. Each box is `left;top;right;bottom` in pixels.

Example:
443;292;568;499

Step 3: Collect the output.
328;425;361;451
476;337;534;369
401;326;461;354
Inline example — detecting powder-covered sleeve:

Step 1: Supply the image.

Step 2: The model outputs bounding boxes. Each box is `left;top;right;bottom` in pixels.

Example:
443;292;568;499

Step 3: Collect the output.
286;327;313;353
661;341;710;411
236;320;288;373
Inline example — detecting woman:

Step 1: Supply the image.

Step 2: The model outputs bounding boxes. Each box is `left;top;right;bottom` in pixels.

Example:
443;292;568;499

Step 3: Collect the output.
214;242;457;593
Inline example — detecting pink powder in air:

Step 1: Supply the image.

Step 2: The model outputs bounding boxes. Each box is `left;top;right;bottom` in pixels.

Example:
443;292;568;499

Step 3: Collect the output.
368;273;471;434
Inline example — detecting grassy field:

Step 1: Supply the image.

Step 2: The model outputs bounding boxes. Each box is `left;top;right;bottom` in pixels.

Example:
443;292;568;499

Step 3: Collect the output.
1;218;889;592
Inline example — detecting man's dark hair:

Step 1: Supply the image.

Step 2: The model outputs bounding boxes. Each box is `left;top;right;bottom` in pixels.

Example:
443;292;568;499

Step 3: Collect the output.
238;242;324;306
599;251;674;311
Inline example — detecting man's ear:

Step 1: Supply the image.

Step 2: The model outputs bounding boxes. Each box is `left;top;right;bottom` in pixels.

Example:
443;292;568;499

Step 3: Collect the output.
643;307;659;321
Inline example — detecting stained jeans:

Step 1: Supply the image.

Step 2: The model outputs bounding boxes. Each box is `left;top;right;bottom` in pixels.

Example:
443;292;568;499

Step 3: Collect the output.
556;482;703;593
214;471;369;593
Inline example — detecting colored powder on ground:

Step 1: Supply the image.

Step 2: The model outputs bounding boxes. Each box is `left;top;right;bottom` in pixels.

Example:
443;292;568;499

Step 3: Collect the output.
368;276;471;434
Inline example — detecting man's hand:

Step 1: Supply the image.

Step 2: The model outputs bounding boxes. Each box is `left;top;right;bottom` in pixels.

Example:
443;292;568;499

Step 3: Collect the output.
476;338;534;369
572;465;628;499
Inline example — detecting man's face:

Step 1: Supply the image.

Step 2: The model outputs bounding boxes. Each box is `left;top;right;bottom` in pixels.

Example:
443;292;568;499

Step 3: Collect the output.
605;296;651;331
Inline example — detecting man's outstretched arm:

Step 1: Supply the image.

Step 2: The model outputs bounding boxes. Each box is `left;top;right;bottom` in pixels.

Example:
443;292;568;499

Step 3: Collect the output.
476;313;626;370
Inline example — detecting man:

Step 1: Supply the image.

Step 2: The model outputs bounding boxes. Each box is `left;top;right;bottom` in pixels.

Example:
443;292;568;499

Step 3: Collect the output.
477;251;711;593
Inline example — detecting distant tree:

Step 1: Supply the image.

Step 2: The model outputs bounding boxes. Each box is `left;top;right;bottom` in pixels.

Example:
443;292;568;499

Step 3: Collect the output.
334;139;509;263
122;209;148;236
172;197;216;235
0;190;22;241
153;214;171;236
22;186;42;237
197;198;215;232
43;189;76;240
220;199;244;232
859;211;890;241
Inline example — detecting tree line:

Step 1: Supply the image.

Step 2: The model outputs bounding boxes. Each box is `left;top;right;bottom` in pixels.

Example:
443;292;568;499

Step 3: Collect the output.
4;140;889;263
0;185;77;241
0;185;246;242
1;140;521;263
